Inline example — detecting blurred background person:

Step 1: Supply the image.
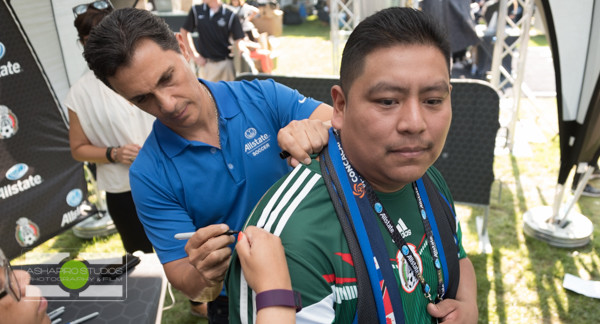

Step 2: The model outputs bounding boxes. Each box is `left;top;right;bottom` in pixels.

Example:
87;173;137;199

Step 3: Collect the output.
227;0;259;41
180;0;248;81
65;1;155;254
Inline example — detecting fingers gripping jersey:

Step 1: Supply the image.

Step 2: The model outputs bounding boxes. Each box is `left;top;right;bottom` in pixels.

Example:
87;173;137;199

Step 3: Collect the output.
226;162;466;323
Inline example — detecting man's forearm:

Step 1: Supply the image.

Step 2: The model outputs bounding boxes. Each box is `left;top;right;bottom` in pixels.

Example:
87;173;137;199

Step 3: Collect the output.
164;259;210;300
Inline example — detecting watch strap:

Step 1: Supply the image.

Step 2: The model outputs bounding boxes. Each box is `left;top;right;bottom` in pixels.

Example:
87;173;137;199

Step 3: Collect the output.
255;289;302;312
106;147;116;163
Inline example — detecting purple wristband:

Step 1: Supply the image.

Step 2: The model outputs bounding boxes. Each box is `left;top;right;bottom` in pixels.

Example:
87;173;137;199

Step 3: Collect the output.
255;289;302;312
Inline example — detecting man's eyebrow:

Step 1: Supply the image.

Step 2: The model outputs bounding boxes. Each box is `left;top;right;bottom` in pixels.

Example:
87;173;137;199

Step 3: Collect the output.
127;66;175;102
366;80;449;97
420;81;450;94
366;82;409;97
157;67;175;86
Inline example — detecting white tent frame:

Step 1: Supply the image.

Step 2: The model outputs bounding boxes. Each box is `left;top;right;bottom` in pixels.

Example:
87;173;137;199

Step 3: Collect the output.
489;0;537;151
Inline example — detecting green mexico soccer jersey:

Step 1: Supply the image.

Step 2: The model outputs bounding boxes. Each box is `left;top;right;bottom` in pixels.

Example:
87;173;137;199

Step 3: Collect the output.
227;160;467;323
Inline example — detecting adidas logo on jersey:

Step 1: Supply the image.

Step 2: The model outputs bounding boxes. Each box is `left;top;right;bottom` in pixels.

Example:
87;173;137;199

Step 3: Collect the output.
396;218;412;238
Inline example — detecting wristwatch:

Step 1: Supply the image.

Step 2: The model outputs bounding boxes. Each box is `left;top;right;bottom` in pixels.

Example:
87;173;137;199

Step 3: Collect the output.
255;289;302;312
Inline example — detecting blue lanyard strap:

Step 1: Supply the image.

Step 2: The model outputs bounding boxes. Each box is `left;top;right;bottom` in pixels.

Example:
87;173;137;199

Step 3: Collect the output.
324;129;402;324
415;178;451;298
330;128;446;304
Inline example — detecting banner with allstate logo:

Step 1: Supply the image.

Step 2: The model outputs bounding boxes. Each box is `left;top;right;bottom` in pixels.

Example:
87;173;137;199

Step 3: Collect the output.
0;0;88;259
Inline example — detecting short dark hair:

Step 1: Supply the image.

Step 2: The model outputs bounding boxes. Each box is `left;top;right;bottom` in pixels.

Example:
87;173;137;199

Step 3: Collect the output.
83;8;180;87
339;7;451;94
74;6;113;43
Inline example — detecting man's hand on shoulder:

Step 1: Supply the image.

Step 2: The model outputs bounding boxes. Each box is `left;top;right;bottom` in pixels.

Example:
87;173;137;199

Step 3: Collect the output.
278;119;330;167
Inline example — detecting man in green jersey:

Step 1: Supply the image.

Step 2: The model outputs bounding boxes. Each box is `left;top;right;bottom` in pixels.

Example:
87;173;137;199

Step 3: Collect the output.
227;7;478;323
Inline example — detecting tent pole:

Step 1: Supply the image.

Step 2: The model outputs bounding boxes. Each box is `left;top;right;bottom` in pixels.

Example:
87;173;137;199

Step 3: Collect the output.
555;164;595;224
550;182;564;221
506;0;536;150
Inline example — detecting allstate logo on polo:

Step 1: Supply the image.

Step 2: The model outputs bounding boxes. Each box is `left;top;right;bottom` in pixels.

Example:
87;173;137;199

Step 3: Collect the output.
0;42;23;79
244;128;271;157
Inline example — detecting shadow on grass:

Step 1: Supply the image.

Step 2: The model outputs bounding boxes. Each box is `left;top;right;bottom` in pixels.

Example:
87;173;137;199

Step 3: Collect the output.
467;179;512;324
519;173;600;322
510;155;529;215
468;154;547;323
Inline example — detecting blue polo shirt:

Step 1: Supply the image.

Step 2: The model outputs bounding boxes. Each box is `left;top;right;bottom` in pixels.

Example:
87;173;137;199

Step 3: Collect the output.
130;79;321;264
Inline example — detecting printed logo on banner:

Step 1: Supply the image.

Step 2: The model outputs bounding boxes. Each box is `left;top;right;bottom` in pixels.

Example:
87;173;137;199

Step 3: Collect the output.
66;189;83;207
22;251;130;301
1;163;43;200
0;105;19;139
62;189;85;227
61;208;83;227
0;42;22;79
15;217;40;247
5;163;28;180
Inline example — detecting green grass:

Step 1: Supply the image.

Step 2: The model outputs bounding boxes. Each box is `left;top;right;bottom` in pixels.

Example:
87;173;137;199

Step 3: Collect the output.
529;34;549;47
279;15;330;39
271;15;336;77
15;15;600;324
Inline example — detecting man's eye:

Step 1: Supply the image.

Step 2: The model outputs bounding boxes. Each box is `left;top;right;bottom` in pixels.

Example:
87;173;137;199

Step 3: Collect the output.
378;99;396;106
424;98;443;105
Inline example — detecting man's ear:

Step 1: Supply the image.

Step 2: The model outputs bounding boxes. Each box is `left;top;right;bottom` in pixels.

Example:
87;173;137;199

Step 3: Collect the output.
175;33;190;61
330;85;346;130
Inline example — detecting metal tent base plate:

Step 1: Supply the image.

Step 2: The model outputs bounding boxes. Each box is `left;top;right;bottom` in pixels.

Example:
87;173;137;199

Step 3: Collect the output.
523;206;593;248
72;211;117;239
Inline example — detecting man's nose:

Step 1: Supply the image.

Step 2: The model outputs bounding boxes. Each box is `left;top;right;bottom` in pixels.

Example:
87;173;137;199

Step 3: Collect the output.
397;98;426;134
155;90;177;114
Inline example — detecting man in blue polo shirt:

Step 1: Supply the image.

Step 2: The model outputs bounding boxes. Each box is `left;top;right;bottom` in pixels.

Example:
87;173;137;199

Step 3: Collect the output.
83;8;332;323
180;0;246;82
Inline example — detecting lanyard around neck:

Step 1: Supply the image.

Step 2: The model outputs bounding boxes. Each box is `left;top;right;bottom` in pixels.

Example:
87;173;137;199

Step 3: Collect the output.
333;130;445;303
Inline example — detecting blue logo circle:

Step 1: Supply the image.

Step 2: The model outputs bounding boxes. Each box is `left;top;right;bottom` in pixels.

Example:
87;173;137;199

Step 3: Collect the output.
420;210;427;219
374;202;383;213
424;284;430;294
0;42;5;60
66;189;83;207
6;163;28;180
402;246;409;255
435;259;441;269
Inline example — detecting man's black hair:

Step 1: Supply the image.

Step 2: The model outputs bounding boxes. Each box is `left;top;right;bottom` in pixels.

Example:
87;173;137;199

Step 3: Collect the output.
83;8;180;87
339;7;451;94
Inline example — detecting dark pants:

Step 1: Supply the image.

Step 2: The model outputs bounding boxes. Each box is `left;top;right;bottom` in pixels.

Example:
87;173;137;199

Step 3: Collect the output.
106;191;154;253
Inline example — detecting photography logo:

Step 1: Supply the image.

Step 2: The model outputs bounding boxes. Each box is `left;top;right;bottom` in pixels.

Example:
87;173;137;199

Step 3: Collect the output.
22;252;129;301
